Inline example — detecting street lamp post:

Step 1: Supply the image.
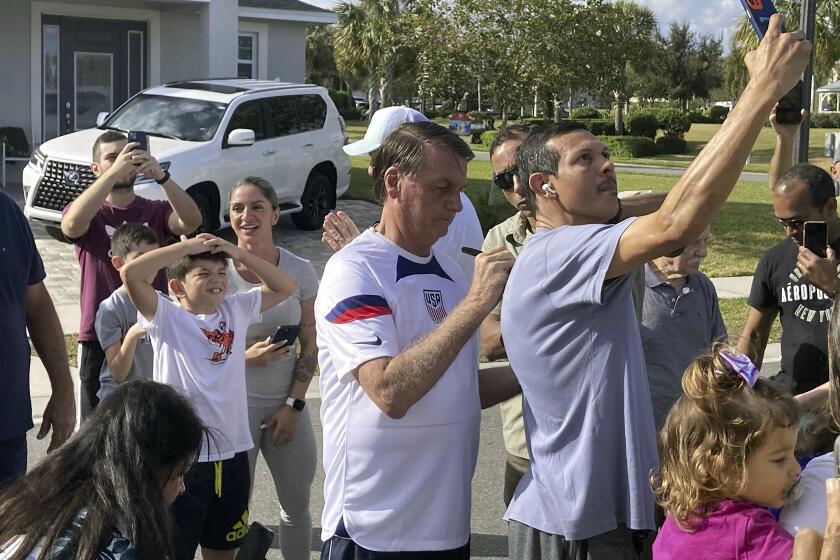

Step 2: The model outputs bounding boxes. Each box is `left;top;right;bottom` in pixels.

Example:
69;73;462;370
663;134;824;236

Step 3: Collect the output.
796;0;817;163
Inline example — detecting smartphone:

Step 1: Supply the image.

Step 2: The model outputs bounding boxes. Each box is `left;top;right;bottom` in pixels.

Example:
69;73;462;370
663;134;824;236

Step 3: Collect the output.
777;81;804;125
271;324;300;347
804;221;827;258
739;0;780;39
739;0;802;124
127;130;149;152
234;522;274;560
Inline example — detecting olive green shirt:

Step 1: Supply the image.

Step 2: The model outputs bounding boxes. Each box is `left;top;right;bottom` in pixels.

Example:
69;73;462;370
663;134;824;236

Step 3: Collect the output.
482;211;534;460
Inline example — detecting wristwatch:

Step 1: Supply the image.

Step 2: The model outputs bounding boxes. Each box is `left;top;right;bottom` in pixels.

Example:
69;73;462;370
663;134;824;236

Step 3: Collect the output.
155;169;171;185
285;397;306;411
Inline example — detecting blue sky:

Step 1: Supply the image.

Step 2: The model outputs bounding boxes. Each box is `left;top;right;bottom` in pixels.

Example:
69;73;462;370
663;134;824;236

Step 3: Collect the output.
303;0;747;45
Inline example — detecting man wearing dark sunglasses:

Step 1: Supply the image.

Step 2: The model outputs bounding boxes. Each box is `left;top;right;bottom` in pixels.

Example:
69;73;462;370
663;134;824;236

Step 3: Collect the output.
737;117;840;395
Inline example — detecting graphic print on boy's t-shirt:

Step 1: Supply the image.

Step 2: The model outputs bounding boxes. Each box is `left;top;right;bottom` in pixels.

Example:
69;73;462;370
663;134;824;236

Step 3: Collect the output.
201;321;235;364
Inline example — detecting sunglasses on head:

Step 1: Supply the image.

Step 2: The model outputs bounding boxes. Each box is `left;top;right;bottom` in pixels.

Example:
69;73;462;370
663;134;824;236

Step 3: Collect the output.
777;217;806;229
493;167;518;191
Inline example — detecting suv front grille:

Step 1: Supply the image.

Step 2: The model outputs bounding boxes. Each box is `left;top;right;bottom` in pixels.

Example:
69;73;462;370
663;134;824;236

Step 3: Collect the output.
33;159;95;212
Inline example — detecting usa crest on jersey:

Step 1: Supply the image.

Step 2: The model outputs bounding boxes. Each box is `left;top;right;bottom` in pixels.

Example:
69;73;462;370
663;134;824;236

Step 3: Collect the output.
423;289;447;323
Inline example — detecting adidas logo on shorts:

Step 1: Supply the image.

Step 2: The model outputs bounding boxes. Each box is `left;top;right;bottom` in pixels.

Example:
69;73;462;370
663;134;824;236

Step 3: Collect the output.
226;510;250;542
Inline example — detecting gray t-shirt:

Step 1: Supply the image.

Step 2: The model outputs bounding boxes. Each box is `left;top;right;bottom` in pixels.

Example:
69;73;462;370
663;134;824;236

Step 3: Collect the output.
95;288;154;400
500;219;658;540
227;247;318;407
641;264;726;428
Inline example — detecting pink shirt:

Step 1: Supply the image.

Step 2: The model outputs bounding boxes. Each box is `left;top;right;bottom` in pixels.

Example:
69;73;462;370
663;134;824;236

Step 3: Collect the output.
63;197;172;342
653;500;793;560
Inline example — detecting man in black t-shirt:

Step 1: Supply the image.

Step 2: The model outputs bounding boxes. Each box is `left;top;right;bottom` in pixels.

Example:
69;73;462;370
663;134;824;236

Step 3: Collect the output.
738;162;840;394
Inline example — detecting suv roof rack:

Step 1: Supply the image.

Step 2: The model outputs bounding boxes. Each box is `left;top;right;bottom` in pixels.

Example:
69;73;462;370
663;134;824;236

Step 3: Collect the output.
161;78;321;96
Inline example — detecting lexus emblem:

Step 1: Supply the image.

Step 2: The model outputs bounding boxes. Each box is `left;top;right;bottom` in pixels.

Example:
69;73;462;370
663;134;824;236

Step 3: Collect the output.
64;170;81;186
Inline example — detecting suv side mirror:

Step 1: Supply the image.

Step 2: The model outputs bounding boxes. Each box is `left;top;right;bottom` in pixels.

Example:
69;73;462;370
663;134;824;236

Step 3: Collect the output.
227;128;255;147
96;112;109;126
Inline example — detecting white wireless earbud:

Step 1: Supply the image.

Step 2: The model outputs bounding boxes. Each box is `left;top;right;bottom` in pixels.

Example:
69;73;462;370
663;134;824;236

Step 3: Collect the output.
541;183;556;194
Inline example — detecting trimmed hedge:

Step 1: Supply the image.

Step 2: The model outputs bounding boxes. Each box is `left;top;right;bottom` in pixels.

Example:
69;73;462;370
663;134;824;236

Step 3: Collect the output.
329;90;352;111
655;109;691;138
655;135;688;155
570;107;603;120
340;109;363;121
810;113;840;129
599;135;657;158
626;111;659;139
709;106;730;123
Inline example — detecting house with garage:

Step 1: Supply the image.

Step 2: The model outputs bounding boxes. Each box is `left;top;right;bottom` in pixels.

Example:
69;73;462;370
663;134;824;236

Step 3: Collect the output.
0;0;335;151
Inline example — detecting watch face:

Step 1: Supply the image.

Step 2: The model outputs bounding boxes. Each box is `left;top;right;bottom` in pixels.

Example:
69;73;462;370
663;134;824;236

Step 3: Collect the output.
291;399;305;411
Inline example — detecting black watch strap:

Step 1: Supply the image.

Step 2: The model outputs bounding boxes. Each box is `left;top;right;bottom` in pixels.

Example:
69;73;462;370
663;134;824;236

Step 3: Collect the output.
155;169;171;185
285;397;305;411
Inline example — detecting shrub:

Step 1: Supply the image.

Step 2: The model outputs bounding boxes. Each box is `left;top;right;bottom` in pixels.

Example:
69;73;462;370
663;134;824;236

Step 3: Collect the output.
587;119;616;136
599;135;657;158
340;108;363;121
520;117;551;126
688;110;712;123
708;105;730;123
329;90;351;111
480;130;499;147
810;113;840;129
655;108;691;138
570;107;603;120
655;135;688;155
625;111;659;139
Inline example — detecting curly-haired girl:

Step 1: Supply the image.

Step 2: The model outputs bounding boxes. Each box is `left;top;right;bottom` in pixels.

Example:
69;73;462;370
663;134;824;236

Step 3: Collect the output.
652;343;801;559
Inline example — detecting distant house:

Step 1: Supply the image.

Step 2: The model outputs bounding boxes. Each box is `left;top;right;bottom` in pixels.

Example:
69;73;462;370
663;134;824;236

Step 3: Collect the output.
0;0;335;149
817;81;840;114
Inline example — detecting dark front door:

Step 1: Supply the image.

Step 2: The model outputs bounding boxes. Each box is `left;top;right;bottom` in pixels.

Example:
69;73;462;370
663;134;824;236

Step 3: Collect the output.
42;15;147;140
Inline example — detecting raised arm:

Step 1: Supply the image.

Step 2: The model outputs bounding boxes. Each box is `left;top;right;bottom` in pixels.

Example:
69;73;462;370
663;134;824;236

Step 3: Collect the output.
135;155;202;235
617;191;667;219
606;15;810;279
768;105;802;190
203;238;297;312
121;235;210;320
356;247;514;419
61;142;142;239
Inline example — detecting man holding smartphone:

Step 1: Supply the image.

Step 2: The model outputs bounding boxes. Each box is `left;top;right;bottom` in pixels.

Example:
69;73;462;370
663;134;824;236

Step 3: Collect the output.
737;114;840;395
500;15;810;558
60;131;202;417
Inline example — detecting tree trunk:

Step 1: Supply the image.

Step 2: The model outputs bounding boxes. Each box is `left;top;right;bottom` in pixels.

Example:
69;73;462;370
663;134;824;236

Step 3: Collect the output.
366;77;377;120
501;105;508;126
420;95;427;115
380;57;394;108
553;94;563;123
614;92;625;136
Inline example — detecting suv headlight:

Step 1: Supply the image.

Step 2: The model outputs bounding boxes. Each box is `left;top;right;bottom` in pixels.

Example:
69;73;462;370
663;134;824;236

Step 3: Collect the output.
29;148;45;172
135;161;171;184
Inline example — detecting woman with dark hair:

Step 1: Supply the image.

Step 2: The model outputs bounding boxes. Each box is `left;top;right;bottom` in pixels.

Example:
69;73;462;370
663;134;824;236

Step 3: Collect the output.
226;176;318;560
0;380;206;559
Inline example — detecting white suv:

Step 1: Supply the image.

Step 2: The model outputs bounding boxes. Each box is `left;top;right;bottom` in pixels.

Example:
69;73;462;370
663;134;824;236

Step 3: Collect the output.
23;79;351;238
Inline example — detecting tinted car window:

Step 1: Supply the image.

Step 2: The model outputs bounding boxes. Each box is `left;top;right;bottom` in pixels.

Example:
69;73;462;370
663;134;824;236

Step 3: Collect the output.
298;95;327;131
267;96;303;137
225;100;265;141
106;94;227;142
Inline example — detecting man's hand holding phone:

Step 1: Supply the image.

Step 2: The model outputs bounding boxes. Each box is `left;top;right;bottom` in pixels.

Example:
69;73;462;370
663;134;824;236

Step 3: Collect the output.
743;14;811;106
798;246;838;297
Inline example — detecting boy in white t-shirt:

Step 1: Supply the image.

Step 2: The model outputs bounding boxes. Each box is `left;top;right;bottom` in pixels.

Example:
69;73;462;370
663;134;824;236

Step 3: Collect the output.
121;232;296;560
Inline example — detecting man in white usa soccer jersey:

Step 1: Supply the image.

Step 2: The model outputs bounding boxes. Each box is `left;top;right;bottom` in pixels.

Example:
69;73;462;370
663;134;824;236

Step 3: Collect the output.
316;122;520;559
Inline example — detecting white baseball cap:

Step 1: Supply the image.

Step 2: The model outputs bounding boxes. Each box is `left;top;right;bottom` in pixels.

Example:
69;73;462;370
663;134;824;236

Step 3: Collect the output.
343;106;429;156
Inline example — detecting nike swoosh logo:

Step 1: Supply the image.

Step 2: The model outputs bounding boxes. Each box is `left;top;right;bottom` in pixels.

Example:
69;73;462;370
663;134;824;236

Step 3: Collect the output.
355;336;382;346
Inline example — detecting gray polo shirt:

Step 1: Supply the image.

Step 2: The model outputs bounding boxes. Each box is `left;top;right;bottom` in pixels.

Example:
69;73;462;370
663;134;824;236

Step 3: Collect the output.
640;264;726;428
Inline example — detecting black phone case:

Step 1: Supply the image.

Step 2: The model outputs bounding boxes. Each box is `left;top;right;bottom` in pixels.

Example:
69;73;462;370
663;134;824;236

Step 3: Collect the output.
271;325;300;345
127;131;148;152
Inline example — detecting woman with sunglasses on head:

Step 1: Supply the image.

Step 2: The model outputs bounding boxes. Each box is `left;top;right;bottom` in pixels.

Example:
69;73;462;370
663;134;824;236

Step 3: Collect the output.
226;176;318;560
0;380;206;560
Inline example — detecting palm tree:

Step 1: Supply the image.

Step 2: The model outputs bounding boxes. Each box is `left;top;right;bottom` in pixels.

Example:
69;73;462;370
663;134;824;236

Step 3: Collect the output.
607;0;658;134
732;0;840;90
332;0;407;116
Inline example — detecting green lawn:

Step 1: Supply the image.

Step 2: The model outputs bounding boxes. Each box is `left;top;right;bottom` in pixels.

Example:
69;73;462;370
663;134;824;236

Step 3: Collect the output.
345;119;835;174
719;297;781;344
30;334;78;365
344;157;782;278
